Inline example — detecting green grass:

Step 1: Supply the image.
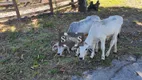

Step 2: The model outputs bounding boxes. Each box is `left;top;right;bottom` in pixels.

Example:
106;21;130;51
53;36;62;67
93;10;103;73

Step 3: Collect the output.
0;21;115;79
38;20;55;28
0;3;142;80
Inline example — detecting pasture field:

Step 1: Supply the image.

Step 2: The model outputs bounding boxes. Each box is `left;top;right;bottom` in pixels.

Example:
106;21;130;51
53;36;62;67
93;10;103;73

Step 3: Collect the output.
0;0;142;80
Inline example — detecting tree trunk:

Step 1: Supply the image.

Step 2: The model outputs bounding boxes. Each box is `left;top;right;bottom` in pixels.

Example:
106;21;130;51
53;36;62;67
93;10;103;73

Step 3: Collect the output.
78;0;87;12
49;0;53;14
12;0;21;21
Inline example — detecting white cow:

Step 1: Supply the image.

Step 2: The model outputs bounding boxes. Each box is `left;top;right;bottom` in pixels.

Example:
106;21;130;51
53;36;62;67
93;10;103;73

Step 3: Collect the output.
79;15;123;60
52;15;101;55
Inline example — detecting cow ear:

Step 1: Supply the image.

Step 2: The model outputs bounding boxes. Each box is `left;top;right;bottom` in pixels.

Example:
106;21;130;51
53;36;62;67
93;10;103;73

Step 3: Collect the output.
53;45;58;48
52;45;58;51
52;43;58;51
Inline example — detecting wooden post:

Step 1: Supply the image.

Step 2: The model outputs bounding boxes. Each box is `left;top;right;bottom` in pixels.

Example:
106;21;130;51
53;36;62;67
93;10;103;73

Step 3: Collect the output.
49;0;53;14
39;0;42;3
71;0;74;2
6;0;9;9
12;0;21;21
71;0;74;8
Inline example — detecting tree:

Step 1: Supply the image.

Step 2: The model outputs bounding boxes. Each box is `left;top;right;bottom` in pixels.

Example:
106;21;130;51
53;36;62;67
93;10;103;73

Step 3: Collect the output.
78;0;87;12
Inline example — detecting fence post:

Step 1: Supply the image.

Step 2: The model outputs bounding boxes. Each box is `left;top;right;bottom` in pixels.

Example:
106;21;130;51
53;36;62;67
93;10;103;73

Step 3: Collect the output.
71;0;74;8
12;0;21;21
49;0;53;14
39;0;42;3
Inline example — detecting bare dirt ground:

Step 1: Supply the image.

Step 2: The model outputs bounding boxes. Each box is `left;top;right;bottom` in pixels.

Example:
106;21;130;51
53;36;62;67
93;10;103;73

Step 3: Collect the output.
0;0;78;22
0;6;142;80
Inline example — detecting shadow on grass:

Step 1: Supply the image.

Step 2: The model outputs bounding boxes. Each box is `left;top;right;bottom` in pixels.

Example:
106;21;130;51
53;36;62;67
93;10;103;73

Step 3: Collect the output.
0;7;142;80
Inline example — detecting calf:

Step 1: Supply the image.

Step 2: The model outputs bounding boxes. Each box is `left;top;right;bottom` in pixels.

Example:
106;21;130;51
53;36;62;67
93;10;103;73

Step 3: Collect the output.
52;15;101;55
79;15;123;60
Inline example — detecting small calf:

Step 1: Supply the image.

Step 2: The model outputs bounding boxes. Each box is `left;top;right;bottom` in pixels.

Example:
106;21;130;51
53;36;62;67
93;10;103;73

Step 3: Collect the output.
79;15;123;60
52;15;101;56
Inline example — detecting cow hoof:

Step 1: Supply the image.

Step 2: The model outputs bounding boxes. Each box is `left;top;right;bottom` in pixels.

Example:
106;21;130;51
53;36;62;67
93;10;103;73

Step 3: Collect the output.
79;57;83;60
90;55;94;59
75;54;78;57
101;56;105;60
90;53;95;58
106;52;110;57
113;52;117;54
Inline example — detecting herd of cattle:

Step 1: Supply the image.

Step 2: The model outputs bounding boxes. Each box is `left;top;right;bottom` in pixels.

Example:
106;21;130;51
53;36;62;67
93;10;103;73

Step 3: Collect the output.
52;15;123;60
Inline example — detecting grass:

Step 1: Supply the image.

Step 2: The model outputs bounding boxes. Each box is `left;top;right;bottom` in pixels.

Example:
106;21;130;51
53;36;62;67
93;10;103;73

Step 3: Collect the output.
88;0;142;8
38;20;55;28
0;21;117;79
0;1;142;80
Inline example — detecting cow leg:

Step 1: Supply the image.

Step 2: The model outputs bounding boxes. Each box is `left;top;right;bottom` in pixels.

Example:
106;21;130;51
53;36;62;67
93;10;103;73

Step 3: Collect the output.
90;43;96;58
100;37;106;60
106;35;117;57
